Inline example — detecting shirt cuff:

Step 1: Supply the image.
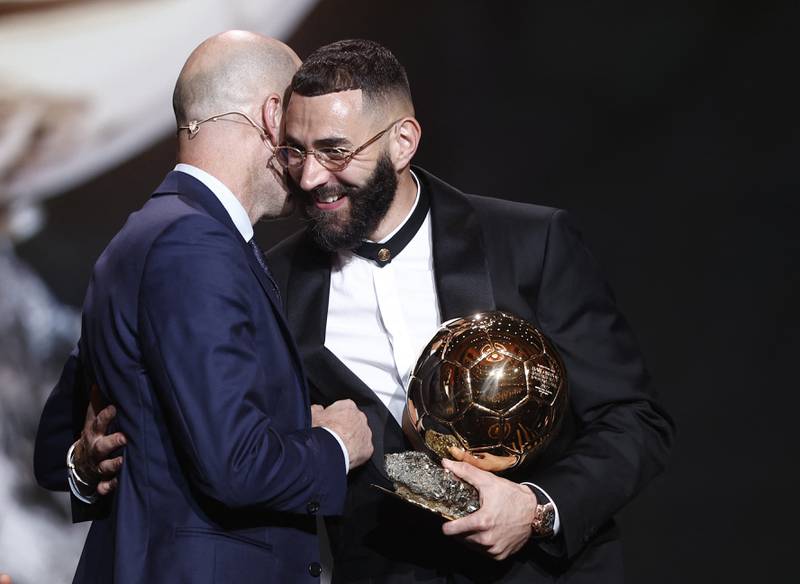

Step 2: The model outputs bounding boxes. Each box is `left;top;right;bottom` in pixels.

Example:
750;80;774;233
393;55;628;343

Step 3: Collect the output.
521;482;561;536
67;442;98;504
321;426;350;475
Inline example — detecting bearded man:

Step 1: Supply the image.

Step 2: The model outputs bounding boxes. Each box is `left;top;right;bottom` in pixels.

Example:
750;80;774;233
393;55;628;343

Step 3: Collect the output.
263;39;674;583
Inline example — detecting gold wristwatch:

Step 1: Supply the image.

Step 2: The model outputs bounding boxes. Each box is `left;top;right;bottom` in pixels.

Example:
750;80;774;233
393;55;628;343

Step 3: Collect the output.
528;485;556;539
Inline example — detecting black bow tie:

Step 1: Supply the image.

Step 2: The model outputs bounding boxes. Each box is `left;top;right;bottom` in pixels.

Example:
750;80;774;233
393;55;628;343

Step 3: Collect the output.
352;185;430;267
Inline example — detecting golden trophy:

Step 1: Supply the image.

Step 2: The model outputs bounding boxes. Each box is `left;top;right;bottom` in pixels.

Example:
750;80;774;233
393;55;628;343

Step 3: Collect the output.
382;311;568;519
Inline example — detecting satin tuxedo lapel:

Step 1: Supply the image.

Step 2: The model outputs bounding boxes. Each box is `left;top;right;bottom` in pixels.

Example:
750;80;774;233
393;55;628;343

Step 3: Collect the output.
284;236;399;470
153;171;308;407
415;167;496;320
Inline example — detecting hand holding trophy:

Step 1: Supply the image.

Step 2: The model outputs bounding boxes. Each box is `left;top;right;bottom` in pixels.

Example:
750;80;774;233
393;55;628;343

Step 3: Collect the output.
382;311;568;520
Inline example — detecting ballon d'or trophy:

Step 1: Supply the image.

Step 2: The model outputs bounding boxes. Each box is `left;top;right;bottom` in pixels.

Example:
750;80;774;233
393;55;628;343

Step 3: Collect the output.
379;311;568;520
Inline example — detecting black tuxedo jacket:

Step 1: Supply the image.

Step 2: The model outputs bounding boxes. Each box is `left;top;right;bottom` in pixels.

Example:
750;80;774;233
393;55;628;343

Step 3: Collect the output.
266;167;674;583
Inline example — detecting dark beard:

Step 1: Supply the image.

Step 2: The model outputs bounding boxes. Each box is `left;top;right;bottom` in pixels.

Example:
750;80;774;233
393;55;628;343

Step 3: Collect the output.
295;154;398;253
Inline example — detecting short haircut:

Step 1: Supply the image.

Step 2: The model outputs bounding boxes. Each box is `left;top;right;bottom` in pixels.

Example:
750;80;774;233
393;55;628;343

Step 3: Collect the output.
290;39;412;109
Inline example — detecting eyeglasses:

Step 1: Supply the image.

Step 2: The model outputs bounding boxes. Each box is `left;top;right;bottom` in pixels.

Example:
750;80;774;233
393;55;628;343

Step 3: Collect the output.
274;120;401;172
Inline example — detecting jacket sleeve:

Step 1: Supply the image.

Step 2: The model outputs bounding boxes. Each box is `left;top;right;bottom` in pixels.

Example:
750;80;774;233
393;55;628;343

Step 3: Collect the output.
34;346;112;523
34;347;82;492
525;209;675;558
137;216;346;515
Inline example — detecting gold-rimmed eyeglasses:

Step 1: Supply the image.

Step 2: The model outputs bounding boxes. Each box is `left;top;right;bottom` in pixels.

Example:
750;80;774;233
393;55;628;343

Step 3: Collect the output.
274;120;401;172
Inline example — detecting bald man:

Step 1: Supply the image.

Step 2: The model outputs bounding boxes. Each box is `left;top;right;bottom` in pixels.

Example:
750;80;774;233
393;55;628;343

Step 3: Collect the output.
33;31;372;584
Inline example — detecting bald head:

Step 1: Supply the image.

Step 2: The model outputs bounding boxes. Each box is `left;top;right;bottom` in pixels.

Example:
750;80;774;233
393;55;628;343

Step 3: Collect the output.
170;32;300;224
173;30;300;127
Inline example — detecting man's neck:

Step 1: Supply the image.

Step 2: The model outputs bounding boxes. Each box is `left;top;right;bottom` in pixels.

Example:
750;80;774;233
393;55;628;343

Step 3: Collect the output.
177;153;257;225
174;162;255;241
369;170;418;242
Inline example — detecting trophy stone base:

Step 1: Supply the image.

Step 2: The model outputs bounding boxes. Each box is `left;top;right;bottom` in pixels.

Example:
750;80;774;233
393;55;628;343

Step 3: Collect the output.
380;451;479;520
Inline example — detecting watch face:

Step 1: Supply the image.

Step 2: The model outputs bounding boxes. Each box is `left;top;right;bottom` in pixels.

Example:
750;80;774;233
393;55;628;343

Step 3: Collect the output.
533;502;555;537
541;504;555;531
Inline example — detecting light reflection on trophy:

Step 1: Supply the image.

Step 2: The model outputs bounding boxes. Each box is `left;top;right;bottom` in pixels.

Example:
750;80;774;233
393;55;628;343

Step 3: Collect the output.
382;311;568;519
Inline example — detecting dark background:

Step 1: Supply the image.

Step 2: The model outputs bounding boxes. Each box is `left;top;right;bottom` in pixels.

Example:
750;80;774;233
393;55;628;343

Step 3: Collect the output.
17;1;799;581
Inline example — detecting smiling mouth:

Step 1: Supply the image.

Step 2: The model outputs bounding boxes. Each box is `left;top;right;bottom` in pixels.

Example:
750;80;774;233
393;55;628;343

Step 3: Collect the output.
315;192;345;204
310;190;350;212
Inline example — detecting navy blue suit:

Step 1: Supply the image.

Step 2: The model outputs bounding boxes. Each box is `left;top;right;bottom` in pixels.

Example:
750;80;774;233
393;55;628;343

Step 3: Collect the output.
37;171;346;583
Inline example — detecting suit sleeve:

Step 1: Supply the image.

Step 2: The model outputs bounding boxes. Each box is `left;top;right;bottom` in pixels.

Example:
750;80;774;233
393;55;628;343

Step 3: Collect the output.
138;216;346;515
34;347;82;492
527;209;675;558
34;346;112;523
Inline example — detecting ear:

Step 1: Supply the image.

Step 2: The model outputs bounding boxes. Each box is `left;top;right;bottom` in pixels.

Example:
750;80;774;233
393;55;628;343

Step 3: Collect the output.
389;117;421;171
261;92;282;146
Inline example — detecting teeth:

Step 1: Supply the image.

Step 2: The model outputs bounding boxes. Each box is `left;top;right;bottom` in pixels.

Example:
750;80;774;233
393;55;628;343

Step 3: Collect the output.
317;193;343;204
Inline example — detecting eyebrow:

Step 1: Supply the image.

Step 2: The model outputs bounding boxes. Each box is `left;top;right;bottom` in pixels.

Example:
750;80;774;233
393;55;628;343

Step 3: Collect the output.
284;134;353;149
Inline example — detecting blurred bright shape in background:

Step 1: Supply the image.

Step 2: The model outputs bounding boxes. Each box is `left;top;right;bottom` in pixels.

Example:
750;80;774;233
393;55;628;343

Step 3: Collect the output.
0;0;317;239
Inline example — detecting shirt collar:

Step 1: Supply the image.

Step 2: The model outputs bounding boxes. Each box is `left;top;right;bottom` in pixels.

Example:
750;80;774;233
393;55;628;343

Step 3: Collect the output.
351;171;428;267
174;163;254;241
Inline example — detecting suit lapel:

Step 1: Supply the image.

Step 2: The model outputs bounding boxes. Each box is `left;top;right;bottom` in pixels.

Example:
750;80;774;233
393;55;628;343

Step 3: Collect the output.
285;234;402;470
415;167;496;320
155;171;308;398
156;171;284;311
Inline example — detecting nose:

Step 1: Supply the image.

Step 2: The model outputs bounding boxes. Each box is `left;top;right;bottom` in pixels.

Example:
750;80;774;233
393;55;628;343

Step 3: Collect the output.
298;153;332;192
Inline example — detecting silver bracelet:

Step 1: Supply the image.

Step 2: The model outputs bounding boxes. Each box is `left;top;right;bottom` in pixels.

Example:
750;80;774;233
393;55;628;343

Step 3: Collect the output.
67;441;93;487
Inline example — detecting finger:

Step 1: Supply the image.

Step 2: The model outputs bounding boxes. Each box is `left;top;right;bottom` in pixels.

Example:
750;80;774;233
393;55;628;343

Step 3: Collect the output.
97;456;124;477
463;451;505;472
0;574;13;584
442;512;483;536
96;478;118;496
84;398;97;425
448;446;467;461
91;405;117;435
92;432;127;458
441;458;491;489
447;447;497;471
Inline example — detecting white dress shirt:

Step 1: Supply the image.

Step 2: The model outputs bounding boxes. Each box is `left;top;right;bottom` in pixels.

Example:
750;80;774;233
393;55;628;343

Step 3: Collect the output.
325;174;441;424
